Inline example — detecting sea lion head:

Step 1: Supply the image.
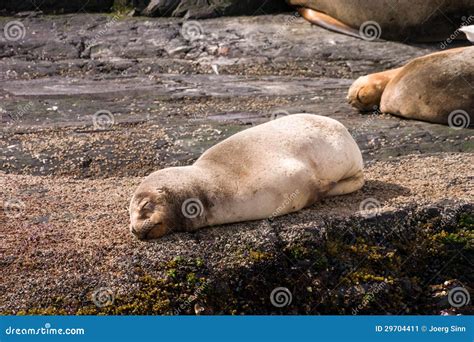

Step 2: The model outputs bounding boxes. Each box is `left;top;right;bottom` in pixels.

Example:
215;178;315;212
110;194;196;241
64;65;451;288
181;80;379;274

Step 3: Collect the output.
129;169;211;240
347;75;384;111
129;189;170;240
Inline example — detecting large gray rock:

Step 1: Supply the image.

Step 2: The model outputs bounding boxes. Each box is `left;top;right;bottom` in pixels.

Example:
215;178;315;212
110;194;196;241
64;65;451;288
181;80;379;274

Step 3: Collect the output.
0;0;114;14
139;0;291;18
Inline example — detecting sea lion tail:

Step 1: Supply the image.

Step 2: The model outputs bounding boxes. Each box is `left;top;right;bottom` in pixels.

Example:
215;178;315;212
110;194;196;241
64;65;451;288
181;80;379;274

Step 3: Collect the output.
298;7;362;39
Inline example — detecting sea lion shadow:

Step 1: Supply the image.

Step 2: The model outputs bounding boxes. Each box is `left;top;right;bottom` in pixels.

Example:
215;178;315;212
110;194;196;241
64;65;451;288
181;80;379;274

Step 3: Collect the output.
358;179;411;201
316;179;411;213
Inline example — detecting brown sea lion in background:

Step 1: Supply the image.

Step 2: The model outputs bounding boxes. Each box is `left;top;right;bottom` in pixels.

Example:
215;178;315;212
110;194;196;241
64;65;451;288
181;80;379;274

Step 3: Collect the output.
347;46;473;127
289;0;473;42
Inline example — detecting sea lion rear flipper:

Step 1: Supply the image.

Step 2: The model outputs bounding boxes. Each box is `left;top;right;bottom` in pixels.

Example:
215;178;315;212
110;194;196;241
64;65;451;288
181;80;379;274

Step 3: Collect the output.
298;7;361;39
325;172;365;197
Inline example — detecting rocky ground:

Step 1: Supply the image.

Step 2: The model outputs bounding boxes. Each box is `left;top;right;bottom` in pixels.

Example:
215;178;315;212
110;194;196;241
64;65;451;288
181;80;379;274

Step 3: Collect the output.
0;13;473;314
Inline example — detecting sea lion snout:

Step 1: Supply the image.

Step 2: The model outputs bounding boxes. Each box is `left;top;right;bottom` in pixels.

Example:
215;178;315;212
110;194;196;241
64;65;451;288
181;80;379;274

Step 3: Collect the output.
129;193;168;240
130;214;168;240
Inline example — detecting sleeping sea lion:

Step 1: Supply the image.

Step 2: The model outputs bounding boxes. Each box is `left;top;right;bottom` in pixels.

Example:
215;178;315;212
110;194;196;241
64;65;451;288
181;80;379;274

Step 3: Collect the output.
289;0;473;42
129;114;364;240
347;46;473;127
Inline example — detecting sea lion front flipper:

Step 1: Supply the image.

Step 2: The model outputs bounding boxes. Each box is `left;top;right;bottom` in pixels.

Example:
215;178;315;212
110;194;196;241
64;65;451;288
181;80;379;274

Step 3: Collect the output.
298;7;361;39
347;68;403;112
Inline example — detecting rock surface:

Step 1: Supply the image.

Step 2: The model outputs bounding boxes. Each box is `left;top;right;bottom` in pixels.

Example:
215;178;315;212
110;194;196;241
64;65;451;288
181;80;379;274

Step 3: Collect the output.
1;155;473;314
0;13;472;314
140;0;291;18
0;0;114;14
0;0;290;17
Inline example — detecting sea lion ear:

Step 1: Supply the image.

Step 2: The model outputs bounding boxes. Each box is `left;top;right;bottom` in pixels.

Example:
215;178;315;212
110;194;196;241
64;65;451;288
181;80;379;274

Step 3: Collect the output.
156;188;165;194
155;187;168;198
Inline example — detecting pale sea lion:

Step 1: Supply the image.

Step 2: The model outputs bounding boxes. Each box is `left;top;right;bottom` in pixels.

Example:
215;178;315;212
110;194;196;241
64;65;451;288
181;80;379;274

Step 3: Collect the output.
460;25;474;42
289;0;473;42
130;114;364;240
347;46;474;127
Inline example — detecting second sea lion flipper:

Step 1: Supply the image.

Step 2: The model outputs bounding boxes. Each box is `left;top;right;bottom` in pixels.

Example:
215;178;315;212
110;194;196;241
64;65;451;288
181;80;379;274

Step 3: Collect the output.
298;7;362;39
